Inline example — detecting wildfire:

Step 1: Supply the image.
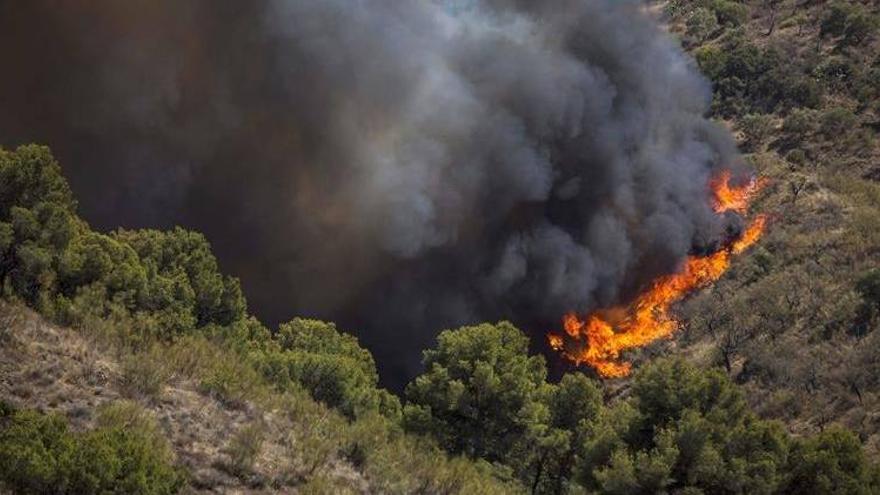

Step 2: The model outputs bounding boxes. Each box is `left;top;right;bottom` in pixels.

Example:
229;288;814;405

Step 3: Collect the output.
711;170;768;214
548;171;767;378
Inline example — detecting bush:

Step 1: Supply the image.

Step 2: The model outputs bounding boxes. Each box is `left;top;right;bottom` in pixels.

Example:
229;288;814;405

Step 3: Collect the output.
284;411;339;481
695;45;728;81
119;347;171;399
0;402;183;494
821;2;879;47
816;56;858;94
199;355;264;408
577;359;791;494
737;113;775;151
259;318;399;419
820;107;858;139
712;0;749;27
114;227;246;330
224;422;265;476
785;427;880;494
686;8;719;44
0;408;76;493
786;149;808;166
854;270;880;335
782;109;818;143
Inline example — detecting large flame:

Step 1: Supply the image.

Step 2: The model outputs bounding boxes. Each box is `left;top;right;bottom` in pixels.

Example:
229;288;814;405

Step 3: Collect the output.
548;171;766;378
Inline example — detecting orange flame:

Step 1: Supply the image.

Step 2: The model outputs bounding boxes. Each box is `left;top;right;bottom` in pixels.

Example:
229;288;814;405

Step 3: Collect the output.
548;171;766;378
711;170;768;215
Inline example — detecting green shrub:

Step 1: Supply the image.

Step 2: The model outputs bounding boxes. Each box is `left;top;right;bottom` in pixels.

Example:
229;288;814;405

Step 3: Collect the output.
0;408;76;493
782;108;818;143
687;8;719;44
712;0;749;27
260;318;399;419
820;107;858;139
114;228;246;329
821;2;879;47
695;44;728;81
72;402;183;494
224;422;265;476
784;427;880;494
284;411;339;480
0;402;183;494
119;347;171;399
737;113;775;151
199;355;264;408
853;269;880;335
786;149;808;166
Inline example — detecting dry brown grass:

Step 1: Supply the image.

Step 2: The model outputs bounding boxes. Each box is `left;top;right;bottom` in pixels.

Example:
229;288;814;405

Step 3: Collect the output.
0;302;371;493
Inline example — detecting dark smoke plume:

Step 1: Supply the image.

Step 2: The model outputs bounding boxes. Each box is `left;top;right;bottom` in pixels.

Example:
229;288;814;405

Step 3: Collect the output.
0;0;747;387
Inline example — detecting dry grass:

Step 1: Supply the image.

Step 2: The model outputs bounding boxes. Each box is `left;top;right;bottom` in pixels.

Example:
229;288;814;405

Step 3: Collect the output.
0;302;371;493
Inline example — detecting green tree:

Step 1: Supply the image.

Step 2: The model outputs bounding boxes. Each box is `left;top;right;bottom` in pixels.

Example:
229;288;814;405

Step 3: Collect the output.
403;322;551;466
784;427;880;494
542;373;604;494
261;318;399;419
687;8;719;44
114;227;246;331
578;360;791;494
0;146;80;305
737;113;775;151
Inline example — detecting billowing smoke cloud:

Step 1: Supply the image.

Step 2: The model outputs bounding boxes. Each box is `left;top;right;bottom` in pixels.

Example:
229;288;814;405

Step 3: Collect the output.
0;0;746;386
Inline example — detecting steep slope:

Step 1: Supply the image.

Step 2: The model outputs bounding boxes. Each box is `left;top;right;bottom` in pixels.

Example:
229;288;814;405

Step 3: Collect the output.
653;0;880;457
0;302;368;493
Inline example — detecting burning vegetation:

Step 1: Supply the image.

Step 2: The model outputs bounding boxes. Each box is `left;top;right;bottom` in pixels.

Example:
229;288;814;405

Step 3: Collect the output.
548;172;767;377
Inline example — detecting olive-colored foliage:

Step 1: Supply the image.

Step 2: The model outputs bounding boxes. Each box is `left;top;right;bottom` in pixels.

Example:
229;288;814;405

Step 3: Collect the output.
687;8;719;44
821;2;879;47
712;0;749;27
785;427;880;495
578;360;797;495
258;318;401;419
666;0;749;28
402;324;879;495
0;401;183;495
707;38;823;116
737;113;775;151
0;145;245;340
854;269;880;334
0;146;79;304
224;422;265;476
0;406;75;493
403;322;552;463
114;227;246;332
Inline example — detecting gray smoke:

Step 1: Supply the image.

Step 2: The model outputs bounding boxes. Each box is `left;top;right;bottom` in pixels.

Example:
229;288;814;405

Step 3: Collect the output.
0;0;747;386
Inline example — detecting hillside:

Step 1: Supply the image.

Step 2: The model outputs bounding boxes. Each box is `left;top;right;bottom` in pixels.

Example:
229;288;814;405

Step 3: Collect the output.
0;145;877;493
0;302;372;493
650;0;880;458
1;1;880;494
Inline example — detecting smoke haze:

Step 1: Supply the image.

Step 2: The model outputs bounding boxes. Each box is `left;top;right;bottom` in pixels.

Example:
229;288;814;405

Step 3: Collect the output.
0;0;748;386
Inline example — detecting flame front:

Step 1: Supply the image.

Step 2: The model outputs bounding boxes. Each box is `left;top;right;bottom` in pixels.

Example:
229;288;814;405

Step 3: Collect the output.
548;171;767;378
712;170;767;214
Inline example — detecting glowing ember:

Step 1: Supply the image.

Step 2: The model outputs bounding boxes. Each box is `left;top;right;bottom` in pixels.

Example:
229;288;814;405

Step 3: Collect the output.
548;171;767;378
